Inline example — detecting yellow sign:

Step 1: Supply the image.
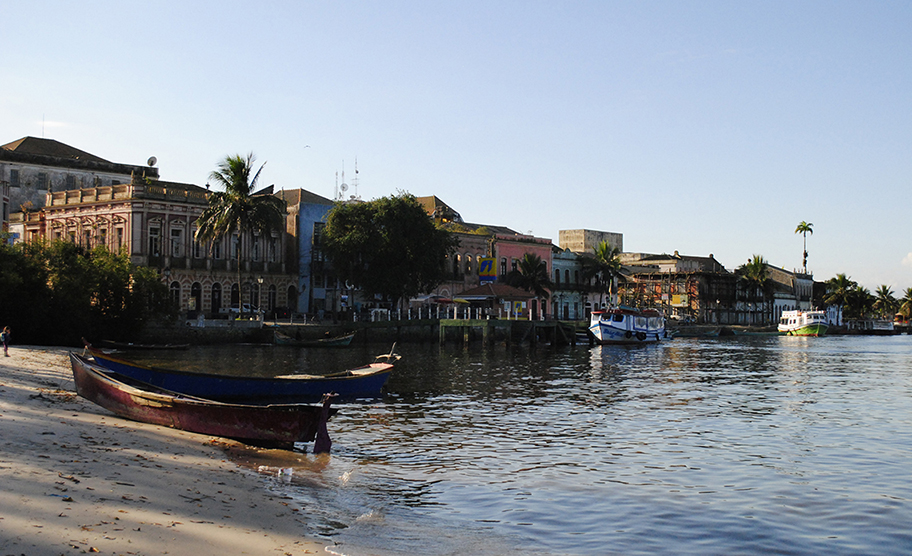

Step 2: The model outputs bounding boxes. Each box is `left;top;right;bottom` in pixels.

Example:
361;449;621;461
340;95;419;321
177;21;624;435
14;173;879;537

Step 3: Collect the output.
479;257;496;282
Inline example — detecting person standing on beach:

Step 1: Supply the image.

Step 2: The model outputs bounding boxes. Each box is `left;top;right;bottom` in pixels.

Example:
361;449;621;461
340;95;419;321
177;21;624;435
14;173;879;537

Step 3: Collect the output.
1;327;9;356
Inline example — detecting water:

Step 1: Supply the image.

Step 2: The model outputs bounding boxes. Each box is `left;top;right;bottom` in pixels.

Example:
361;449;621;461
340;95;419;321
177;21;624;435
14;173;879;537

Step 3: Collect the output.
133;335;912;555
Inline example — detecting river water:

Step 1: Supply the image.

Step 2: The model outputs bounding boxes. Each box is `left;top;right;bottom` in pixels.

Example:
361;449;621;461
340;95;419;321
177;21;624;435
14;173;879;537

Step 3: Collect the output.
135;334;912;556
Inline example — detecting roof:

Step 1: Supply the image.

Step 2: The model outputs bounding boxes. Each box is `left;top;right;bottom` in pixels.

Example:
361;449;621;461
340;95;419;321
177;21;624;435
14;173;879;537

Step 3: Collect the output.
2;137;111;163
0;136;158;178
275;188;334;206
456;282;536;300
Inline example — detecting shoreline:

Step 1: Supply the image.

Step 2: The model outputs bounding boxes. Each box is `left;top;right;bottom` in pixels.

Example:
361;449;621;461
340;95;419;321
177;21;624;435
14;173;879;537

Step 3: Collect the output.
0;345;330;555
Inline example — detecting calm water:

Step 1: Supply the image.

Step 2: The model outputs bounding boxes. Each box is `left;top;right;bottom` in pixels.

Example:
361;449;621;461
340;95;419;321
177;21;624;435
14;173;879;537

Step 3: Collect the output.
134;334;912;556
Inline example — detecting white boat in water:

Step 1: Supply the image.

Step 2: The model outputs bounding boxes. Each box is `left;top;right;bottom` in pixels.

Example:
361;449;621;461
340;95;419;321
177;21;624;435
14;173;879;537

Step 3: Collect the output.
778;310;828;336
589;307;666;344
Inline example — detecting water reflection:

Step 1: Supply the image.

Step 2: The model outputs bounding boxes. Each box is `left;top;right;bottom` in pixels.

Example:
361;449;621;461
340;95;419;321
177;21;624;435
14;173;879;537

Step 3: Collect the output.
123;335;912;556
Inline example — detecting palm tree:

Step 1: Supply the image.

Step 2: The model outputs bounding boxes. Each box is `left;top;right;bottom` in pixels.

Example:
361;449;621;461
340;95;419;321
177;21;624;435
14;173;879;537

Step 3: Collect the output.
795;221;813;273
736;255;771;324
580;240;623;309
823;273;857;326
873;285;897;319
899;287;912;321
195;153;286;317
504;253;553;299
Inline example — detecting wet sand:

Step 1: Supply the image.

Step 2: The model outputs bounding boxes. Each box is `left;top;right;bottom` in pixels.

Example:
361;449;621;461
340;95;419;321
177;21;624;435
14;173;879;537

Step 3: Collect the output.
0;345;330;555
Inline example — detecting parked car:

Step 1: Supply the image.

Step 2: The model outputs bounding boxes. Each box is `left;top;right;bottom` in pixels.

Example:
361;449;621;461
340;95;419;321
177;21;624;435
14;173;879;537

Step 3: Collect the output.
224;304;263;316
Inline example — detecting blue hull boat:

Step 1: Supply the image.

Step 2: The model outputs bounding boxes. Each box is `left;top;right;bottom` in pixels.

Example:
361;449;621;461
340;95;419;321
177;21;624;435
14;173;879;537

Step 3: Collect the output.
85;345;397;404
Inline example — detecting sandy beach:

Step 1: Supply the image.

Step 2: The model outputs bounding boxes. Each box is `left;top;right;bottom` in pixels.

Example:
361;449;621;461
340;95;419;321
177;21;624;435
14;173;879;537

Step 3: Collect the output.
0;345;330;555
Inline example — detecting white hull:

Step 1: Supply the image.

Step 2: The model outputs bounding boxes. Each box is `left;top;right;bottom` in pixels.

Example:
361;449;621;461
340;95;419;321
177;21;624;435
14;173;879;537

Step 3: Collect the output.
589;308;666;345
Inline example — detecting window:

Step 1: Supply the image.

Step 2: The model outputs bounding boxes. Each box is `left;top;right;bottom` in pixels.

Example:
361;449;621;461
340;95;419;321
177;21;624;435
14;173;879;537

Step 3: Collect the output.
212;238;222;259
66;175;76;189
269;237;278;262
115;227;124;251
230;234;239;260
9;169;19;187
252;235;260;261
169;281;181;307
554;269;560;285
38;173;48;189
99;228;107;248
500;258;507;276
170;228;183;258
149;225;161;256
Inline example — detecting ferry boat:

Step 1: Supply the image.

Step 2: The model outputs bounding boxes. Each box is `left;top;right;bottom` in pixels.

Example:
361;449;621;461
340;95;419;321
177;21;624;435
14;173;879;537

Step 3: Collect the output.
589;306;666;344
778;310;828;336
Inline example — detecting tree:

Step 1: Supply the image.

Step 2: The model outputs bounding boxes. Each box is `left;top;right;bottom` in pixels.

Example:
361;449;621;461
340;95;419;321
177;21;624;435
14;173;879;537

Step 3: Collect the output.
873;285;897;319
736;255;771;325
321;193;458;310
580;241;622;308
795;221;813;273
899;287;912;320
195;153;286;316
823;273;858;326
845;286;874;320
504;253;553;299
0;240;173;345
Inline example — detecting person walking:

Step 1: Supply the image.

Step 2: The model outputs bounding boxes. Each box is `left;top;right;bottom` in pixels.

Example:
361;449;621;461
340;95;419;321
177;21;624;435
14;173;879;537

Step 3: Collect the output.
1;327;9;357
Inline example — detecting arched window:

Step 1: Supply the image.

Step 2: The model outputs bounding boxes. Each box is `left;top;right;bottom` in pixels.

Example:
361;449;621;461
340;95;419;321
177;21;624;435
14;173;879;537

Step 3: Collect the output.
211;283;222;314
268;285;277;312
169;281;181;308
190;282;202;312
500;258;507;276
554;269;560;285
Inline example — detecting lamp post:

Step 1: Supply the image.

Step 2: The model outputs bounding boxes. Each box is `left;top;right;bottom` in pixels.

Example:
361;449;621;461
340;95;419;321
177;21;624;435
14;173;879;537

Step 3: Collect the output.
257;276;264;318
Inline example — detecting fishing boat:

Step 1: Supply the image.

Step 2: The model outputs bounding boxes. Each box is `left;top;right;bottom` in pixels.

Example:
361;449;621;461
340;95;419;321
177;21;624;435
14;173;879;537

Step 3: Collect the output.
84;343;398;404
273;330;356;347
589;306;666;345
69;352;336;449
778;310;829;336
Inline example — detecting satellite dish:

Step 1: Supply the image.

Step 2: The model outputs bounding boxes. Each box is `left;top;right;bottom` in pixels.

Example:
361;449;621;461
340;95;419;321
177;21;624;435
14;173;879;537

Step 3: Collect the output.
147;156;157;167
340;183;349;192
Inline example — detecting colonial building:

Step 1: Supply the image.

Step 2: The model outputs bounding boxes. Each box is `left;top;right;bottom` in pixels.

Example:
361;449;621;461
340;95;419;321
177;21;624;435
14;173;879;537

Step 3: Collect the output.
276;188;337;317
559;229;623;254
1;179;9;236
551;246;587;320
14;170;296;319
1;136;156;213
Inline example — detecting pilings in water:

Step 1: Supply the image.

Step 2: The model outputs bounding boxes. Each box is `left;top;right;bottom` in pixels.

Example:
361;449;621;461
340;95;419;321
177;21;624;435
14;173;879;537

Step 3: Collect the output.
438;319;583;347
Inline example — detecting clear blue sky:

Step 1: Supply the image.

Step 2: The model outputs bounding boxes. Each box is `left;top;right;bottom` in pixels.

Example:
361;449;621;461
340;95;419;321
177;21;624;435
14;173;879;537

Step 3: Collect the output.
4;1;911;292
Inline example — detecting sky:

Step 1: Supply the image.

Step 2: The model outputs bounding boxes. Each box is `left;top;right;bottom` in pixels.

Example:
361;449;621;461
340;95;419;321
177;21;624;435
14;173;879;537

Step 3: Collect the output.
3;1;911;292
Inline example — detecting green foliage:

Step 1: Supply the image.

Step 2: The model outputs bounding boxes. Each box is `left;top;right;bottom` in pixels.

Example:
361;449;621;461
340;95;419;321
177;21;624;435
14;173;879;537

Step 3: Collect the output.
195;153;286;315
873;285;897;318
736;255;771;298
503;253;553;299
322;193;458;307
0;240;174;346
581;241;622;306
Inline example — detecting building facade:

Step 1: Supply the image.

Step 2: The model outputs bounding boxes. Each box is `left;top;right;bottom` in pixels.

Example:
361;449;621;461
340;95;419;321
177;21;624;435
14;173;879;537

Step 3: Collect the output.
559;229;623;254
276;188;337;318
1;136;156;213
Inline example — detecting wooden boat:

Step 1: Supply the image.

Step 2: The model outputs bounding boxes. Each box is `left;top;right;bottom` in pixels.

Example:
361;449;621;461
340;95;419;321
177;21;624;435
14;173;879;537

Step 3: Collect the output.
589;306;667;345
101;340;190;350
69;352;337;449
274;330;356;347
84;344;397;404
778;310;828;336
